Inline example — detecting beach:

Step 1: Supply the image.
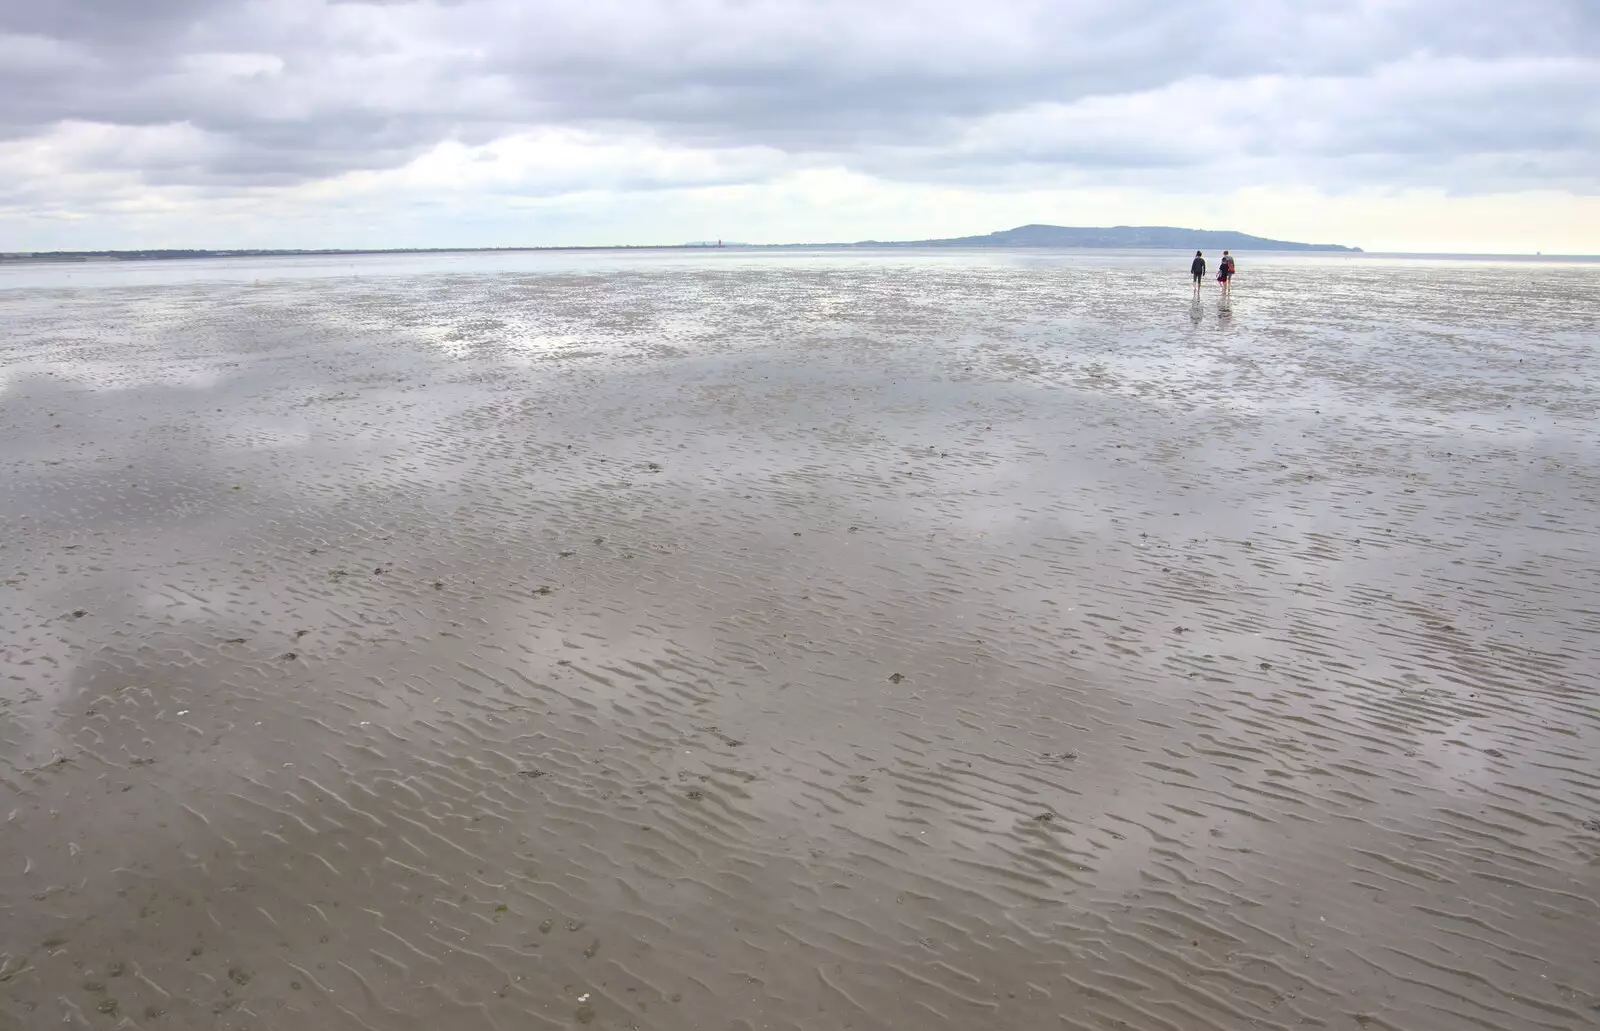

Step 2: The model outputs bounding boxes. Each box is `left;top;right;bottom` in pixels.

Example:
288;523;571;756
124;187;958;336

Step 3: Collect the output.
2;249;1598;1030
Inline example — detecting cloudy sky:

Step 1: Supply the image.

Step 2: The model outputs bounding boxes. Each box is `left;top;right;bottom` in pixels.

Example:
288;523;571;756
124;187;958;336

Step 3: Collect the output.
2;0;1597;253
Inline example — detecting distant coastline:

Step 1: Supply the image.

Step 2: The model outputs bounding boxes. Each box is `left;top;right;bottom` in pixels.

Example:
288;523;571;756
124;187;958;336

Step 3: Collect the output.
0;224;1362;265
12;232;1591;264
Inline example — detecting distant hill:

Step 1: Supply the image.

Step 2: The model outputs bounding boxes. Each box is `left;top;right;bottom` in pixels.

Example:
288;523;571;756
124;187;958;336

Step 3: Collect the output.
846;224;1360;252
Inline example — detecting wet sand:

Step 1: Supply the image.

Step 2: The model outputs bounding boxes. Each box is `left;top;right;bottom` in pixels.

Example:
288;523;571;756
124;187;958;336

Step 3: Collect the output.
2;250;1598;1030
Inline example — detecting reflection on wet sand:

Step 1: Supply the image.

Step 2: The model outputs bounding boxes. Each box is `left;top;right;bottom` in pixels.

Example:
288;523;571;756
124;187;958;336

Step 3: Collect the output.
2;252;1598;1030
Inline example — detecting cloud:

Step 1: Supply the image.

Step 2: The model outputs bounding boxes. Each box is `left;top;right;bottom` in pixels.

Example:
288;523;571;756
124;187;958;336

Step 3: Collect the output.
1;0;1597;250
899;55;1600;193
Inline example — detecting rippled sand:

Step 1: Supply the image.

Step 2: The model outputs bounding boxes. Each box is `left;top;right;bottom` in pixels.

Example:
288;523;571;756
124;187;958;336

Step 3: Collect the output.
3;250;1598;1030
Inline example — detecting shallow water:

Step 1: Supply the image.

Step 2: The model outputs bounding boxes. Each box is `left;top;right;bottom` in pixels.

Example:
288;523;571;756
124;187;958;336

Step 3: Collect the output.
3;250;1598;1030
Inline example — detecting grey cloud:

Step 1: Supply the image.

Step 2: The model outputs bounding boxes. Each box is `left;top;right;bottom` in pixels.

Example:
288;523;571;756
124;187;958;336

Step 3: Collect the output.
1;0;1596;195
0;0;224;42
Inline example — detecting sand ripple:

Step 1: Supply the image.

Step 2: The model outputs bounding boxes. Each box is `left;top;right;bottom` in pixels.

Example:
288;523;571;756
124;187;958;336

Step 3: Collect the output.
2;251;1598;1029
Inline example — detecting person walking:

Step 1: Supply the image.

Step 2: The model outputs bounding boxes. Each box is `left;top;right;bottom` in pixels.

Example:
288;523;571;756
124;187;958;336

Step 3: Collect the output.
1190;250;1207;297
1217;250;1236;299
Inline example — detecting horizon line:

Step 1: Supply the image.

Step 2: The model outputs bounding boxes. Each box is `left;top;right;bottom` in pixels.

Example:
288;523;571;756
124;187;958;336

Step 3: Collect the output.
4;244;1597;261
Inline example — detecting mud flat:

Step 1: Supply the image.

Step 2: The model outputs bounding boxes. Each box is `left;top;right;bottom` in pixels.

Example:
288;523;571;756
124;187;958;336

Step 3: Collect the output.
2;250;1598;1030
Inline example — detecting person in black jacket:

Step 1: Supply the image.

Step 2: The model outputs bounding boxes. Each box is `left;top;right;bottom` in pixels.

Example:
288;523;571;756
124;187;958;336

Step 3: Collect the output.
1190;251;1206;297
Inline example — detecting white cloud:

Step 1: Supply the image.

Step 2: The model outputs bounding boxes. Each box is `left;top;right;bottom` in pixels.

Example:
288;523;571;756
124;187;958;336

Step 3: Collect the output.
1;0;1597;251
